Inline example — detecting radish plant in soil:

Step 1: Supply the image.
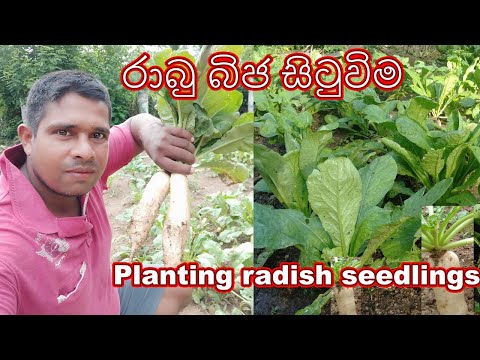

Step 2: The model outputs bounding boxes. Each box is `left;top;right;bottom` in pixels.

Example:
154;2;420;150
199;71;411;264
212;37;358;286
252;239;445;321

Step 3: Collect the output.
421;205;475;314
304;155;419;315
128;45;253;273
255;140;454;314
255;137;455;314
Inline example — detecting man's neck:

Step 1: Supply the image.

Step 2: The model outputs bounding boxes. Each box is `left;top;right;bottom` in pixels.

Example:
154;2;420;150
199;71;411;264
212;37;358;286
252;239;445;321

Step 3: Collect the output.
20;162;81;218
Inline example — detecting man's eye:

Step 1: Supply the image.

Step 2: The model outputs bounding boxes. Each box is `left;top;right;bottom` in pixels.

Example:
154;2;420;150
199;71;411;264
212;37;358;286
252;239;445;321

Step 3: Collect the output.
93;132;105;139
57;130;70;136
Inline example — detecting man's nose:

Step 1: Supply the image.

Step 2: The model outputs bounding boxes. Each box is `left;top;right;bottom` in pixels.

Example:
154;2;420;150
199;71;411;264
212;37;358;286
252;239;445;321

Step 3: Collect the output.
72;136;95;159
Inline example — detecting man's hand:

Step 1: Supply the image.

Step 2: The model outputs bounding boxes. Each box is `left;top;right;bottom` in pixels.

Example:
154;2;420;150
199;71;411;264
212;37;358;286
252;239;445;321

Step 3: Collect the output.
129;114;196;175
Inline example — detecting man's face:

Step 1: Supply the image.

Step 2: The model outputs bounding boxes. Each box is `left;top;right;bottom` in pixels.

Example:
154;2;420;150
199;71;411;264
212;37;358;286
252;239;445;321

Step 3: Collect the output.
27;92;110;197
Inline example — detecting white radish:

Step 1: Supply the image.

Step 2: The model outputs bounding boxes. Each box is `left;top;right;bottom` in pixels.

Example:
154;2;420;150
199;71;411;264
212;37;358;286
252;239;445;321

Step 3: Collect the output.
333;285;357;315
128;170;170;262
428;250;468;315
162;173;191;267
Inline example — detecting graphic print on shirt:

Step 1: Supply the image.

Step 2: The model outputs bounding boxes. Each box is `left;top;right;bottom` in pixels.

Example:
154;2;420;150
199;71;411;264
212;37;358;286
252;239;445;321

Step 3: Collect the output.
34;233;70;269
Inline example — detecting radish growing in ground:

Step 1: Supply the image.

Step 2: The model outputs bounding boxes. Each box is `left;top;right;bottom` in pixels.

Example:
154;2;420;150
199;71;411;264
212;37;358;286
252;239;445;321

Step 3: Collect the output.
430;250;467;314
421;206;474;314
305;155;413;315
333;286;357;314
295;156;454;315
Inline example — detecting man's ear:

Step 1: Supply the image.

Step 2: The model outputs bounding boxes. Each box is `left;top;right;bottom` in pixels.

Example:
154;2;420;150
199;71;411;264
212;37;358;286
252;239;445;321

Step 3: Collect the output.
17;124;34;156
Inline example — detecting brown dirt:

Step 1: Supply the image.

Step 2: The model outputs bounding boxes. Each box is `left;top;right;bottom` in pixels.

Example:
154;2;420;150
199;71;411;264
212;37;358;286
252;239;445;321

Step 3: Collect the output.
105;152;253;315
253;191;478;316
255;244;476;316
335;244;475;315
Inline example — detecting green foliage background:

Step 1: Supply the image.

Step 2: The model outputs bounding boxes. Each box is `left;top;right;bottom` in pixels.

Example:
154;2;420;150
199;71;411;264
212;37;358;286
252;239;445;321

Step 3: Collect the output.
0;45;153;144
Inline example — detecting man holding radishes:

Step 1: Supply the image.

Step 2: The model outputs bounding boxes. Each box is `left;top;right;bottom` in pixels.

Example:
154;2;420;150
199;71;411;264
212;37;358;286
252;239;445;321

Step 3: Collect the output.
0;69;195;315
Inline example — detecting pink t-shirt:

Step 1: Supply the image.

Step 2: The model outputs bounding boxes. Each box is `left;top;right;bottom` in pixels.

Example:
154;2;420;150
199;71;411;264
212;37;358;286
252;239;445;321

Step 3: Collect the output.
0;122;138;314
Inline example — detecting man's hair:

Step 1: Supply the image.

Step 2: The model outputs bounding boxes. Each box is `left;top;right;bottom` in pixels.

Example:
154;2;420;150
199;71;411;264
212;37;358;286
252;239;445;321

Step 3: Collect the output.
25;69;112;134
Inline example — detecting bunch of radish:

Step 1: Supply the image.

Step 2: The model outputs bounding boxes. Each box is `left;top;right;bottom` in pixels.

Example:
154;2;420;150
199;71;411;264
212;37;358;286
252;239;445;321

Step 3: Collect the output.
128;170;190;267
127;45;253;268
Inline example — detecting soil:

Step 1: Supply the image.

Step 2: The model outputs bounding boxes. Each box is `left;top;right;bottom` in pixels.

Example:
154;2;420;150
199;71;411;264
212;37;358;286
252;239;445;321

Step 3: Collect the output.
253;243;475;316
105;152;253;315
253;129;478;316
253;246;331;315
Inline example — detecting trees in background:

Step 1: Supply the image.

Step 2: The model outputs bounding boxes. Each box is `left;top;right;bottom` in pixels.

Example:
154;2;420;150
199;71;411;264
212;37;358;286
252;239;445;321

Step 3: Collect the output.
0;45;151;143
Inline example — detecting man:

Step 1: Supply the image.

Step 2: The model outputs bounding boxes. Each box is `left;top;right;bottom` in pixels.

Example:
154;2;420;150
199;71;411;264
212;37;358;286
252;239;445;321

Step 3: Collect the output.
0;69;194;314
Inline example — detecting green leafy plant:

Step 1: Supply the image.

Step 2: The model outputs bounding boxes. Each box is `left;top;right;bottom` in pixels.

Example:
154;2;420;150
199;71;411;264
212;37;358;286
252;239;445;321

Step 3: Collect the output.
255;146;454;314
154;45;253;160
318;87;399;140
253;45;480;316
421;206;474;252
404;55;480;124
380;99;480;205
128;45;254;266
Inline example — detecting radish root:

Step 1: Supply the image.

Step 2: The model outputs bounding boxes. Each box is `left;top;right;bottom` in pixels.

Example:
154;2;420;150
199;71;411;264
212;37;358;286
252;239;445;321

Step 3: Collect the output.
333;285;357;315
162;173;191;267
428;250;468;315
128;170;170;262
